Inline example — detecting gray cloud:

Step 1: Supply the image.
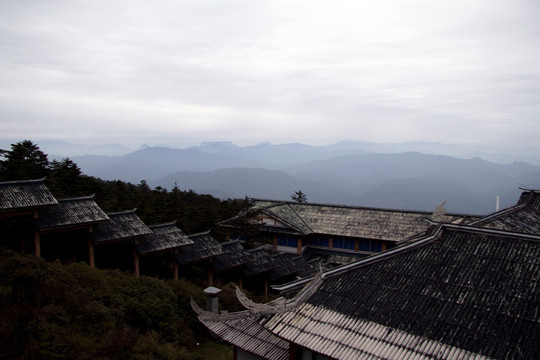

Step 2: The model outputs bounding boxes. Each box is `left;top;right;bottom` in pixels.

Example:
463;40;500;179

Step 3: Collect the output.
1;0;539;151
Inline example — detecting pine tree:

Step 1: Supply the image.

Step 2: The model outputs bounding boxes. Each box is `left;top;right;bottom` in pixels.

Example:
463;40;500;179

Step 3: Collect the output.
0;140;49;180
291;190;307;203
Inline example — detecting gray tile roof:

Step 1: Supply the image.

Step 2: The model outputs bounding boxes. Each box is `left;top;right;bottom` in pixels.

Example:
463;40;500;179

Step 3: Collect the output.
35;195;108;231
266;225;540;360
176;231;223;264
518;188;540;211
0;178;57;211
242;247;275;277
136;221;193;255
91;210;152;244
212;240;251;272
200;313;288;360
267;302;487;359
225;199;479;243
269;253;306;281
471;189;540;234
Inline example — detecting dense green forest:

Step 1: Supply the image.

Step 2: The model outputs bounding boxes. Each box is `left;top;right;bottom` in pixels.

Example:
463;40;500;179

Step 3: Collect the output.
0;140;259;359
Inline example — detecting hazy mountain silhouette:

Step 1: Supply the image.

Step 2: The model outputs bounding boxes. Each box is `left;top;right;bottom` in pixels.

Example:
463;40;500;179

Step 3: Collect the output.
151;168;349;205
69;142;540;214
73;147;246;183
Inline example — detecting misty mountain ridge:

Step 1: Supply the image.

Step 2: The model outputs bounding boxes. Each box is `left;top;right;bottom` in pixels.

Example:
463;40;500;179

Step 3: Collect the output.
2;141;540;214
22;139;539;215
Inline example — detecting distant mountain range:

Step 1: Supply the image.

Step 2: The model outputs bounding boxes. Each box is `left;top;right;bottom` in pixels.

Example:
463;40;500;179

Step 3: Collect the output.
60;141;540;215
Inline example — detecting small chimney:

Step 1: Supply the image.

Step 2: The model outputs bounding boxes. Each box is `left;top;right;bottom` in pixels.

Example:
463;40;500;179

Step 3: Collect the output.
496;195;500;212
204;286;222;314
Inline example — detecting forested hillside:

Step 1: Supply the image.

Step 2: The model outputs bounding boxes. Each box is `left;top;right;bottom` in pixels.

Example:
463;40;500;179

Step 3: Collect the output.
0;140;248;237
0;140;255;359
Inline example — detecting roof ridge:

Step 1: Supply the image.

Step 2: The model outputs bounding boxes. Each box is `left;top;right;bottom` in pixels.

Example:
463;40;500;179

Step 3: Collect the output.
518;187;540;192
0;177;47;185
247;246;268;253
107;208;138;216
252;197;480;217
468;203;527;226
221;239;243;245
444;222;540;241
188;230;211;237
57;194;96;202
148;220;178;229
287;203;314;233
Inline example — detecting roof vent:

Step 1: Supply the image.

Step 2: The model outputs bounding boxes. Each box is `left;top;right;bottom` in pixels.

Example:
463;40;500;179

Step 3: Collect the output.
204;286;222;314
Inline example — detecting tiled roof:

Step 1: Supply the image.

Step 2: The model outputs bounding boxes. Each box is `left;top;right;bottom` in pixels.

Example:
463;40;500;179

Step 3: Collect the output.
261;202;312;234
200;313;288;360
0;178;57;211
242;247;275;277
518;188;540;212
176;231;223;264
269;253;306;281
266;225;540;360
91;210;152;244
212;240;251;272
224;199;479;243
35;195;108;230
136;221;193;255
471;189;540;234
267;302;487;360
294;257;320;279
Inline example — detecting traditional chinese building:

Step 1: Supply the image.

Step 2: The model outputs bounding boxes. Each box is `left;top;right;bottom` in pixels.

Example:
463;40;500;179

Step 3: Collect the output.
91;209;152;272
219;199;479;264
196;190;540;360
34;195;109;262
135;221;194;278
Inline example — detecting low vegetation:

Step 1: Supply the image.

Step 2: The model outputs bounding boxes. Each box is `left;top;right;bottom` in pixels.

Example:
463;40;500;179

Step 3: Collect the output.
0;249;235;360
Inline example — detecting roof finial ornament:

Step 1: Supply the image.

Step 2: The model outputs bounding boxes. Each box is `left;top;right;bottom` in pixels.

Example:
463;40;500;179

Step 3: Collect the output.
236;286;287;314
432;201;447;222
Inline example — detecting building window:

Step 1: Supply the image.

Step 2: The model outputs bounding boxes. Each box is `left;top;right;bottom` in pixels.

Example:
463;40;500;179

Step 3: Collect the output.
371;240;382;252
278;236;297;247
311;235;329;247
358;239;370;252
332;237;354;250
344;238;355;250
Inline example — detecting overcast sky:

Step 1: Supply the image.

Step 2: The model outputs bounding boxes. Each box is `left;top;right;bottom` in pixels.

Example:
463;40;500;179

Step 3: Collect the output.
1;0;539;152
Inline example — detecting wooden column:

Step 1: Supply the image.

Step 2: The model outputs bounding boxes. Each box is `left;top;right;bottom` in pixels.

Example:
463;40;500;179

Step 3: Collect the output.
382;241;387;252
329;237;333;249
134;250;140;277
34;230;41;258
354;239;359;252
297;238;302;254
174;262;179;280
33;211;40;257
273;235;278;251
207;260;214;286
88;237;95;268
264;279;269;297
